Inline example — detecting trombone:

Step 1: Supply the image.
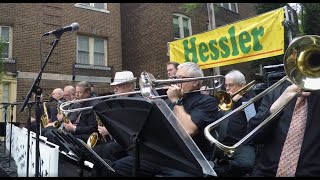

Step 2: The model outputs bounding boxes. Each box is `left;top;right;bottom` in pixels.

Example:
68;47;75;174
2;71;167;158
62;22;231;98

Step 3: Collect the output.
204;35;320;157
214;80;256;111
60;72;225;113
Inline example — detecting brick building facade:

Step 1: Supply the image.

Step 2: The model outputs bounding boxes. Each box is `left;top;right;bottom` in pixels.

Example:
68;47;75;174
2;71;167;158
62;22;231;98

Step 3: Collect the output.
0;3;122;124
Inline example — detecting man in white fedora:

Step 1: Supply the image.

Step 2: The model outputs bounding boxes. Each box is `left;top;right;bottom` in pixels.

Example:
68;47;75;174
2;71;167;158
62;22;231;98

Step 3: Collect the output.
92;70;142;176
110;71;137;95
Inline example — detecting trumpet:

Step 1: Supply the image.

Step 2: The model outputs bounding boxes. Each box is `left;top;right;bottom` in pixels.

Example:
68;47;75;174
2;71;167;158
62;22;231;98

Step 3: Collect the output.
214;80;256;111
59;72;225;113
204;35;320;157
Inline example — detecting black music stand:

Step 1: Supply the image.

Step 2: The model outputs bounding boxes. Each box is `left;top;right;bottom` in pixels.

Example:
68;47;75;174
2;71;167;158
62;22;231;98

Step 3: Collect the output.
51;130;115;177
93;97;216;177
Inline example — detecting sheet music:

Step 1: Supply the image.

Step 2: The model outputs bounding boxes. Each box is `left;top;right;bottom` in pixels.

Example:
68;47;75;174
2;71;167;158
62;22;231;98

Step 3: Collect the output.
242;101;256;121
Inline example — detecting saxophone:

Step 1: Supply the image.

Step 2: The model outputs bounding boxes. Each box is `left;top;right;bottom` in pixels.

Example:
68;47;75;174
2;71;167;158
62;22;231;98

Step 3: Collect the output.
87;113;108;148
53;108;70;128
40;102;49;127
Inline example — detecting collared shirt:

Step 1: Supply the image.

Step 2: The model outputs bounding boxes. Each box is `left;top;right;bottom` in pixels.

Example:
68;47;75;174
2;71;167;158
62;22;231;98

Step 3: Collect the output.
247;81;320;176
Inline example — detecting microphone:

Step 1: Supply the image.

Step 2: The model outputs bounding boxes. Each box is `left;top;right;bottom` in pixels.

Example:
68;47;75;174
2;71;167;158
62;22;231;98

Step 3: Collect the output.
43;22;79;36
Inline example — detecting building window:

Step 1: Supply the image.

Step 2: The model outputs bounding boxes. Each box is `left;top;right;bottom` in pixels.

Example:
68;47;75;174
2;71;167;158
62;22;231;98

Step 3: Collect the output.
0;26;12;59
75;3;109;13
220;3;238;13
77;35;107;66
173;13;192;39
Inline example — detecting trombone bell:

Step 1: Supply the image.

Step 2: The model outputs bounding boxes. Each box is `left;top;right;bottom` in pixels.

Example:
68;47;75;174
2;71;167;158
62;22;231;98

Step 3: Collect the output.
285;35;320;90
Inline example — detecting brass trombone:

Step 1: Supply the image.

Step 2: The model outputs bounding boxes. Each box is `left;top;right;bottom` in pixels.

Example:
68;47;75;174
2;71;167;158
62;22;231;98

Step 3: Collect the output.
204;35;320;157
59;72;225;113
214;80;256;111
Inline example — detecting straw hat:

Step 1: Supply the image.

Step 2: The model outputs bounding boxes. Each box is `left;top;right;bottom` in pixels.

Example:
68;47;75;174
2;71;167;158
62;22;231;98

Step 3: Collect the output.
110;71;137;86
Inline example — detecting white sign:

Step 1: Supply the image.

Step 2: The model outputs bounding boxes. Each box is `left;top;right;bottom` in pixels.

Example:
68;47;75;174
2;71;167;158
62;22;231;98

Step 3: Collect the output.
6;123;60;177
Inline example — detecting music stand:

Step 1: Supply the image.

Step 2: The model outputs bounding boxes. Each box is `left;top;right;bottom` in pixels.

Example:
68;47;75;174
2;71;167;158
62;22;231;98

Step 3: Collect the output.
51;130;115;177
93;97;216;177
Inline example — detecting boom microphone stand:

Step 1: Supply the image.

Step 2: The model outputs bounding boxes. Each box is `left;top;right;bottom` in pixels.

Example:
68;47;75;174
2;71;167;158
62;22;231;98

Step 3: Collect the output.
20;34;62;177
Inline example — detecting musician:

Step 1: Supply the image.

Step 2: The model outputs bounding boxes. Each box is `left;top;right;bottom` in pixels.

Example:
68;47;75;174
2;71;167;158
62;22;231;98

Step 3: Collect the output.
246;81;320;176
110;62;219;177
63;81;99;142
43;85;81;144
214;70;257;177
157;62;180;97
57;85;81;124
92;71;141;176
44;88;65;127
166;61;179;78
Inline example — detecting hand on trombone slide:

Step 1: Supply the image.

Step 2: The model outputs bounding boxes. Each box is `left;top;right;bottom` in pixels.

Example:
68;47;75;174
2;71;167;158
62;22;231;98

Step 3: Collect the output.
270;84;311;114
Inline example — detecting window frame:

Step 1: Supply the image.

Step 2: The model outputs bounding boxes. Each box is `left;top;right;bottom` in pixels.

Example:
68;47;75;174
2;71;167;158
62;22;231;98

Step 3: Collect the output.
74;3;110;13
172;13;192;40
0;25;13;59
77;35;108;66
220;3;239;13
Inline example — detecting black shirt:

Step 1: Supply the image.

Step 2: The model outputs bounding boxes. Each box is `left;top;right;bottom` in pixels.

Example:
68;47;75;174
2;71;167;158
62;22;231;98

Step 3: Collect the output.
247;81;320;176
222;90;257;145
166;92;219;159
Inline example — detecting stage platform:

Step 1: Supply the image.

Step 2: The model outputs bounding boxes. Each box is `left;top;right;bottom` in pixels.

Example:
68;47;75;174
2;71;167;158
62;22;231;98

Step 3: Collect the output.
0;143;18;177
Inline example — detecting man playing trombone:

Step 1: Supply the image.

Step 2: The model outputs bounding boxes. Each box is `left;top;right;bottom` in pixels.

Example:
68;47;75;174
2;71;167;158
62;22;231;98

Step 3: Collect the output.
110;62;220;177
246;81;320;176
63;81;100;142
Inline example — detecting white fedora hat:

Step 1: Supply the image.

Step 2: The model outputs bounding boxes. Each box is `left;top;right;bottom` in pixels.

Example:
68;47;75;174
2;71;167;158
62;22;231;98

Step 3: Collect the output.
110;71;137;86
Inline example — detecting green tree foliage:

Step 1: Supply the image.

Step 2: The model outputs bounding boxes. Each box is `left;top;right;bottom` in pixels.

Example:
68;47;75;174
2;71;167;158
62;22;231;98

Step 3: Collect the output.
300;3;320;35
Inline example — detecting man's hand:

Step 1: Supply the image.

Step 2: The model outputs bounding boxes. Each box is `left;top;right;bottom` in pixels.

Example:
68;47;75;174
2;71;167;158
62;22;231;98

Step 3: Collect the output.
98;126;109;137
64;122;76;132
167;84;184;103
45;122;54;128
270;84;310;114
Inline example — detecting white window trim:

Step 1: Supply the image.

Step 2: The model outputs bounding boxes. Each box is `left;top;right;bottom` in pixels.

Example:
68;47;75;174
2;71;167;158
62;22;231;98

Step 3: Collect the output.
0;25;13;59
77;35;108;66
74;3;110;14
220;3;239;13
173;13;192;40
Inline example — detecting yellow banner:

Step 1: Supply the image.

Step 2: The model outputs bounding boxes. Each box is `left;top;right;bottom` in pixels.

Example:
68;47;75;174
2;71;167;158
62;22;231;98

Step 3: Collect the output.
169;8;284;69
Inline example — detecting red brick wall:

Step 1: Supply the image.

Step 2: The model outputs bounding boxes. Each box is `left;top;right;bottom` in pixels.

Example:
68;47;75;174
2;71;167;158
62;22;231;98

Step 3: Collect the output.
0;3;122;124
121;3;209;79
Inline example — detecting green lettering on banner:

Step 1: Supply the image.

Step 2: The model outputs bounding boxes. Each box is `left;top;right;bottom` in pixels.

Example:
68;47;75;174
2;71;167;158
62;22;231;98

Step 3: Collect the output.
208;39;219;60
183;37;198;63
251;26;264;51
228;26;239;56
199;42;209;62
218;36;230;58
239;31;251;54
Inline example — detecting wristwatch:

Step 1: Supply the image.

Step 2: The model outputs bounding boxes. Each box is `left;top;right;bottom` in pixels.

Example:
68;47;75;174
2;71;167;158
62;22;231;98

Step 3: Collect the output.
172;98;183;106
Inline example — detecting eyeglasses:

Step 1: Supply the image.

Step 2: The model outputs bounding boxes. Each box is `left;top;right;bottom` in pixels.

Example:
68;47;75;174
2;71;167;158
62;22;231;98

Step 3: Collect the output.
173;75;193;79
224;83;235;88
